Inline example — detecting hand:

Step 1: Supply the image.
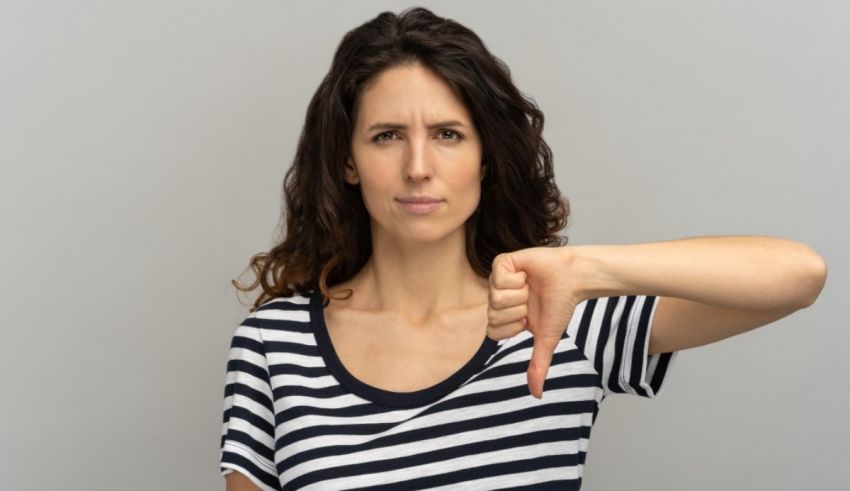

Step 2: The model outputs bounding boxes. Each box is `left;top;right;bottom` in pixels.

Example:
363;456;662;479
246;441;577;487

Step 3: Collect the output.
486;246;584;399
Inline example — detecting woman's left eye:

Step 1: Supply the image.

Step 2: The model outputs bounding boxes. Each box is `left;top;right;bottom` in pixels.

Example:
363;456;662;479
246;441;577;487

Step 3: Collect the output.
438;129;462;140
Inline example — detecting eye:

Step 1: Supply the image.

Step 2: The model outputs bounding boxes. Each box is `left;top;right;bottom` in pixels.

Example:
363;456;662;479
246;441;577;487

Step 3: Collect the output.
438;129;463;141
372;131;397;143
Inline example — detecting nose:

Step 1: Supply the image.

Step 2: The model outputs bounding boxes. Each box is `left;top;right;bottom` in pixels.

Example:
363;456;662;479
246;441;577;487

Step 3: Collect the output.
404;136;434;182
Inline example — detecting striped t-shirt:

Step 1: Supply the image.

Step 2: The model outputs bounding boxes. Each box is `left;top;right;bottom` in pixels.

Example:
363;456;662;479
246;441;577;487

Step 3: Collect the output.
219;289;677;490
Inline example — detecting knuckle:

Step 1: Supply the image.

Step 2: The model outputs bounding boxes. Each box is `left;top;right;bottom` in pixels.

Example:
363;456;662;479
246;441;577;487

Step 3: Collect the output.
490;291;503;309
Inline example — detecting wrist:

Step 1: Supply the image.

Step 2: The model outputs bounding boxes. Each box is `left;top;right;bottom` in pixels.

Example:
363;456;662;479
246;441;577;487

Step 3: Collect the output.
562;244;623;301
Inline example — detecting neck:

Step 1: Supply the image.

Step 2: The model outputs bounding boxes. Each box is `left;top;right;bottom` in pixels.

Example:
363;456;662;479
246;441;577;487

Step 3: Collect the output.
340;226;488;324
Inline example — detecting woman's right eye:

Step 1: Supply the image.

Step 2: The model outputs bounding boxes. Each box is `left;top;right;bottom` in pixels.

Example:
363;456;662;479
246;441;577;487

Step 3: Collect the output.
373;131;396;142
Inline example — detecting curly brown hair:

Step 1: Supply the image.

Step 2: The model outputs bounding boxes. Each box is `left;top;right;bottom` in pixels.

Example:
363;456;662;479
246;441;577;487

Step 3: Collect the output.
233;6;571;312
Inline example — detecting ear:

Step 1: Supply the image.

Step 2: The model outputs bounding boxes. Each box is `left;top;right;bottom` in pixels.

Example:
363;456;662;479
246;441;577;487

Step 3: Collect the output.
344;157;360;185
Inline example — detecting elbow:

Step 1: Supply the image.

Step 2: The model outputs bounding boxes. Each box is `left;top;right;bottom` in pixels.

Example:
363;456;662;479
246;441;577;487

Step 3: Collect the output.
797;249;828;309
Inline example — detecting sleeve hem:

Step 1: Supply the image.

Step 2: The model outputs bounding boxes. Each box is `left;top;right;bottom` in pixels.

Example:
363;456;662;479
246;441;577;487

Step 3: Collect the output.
221;440;277;474
220;462;278;491
606;295;678;398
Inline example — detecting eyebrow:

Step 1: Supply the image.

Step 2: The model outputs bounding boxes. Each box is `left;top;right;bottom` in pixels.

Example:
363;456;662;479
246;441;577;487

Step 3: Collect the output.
366;120;467;132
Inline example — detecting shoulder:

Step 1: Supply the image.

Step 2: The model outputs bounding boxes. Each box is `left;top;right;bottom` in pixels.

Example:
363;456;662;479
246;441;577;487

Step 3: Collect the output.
250;290;315;333
255;290;313;314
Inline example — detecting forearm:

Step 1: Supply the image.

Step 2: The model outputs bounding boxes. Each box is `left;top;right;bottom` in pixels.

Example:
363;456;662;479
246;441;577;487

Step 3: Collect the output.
567;235;827;311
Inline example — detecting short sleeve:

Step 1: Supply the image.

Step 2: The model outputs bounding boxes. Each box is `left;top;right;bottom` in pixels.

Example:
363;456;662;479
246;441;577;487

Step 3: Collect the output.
564;295;677;398
219;312;280;491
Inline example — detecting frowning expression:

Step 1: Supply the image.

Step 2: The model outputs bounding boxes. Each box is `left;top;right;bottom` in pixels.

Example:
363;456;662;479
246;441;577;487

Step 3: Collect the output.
346;62;484;244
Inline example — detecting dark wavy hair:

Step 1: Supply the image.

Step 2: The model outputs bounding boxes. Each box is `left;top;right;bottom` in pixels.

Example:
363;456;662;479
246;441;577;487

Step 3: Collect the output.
233;6;570;311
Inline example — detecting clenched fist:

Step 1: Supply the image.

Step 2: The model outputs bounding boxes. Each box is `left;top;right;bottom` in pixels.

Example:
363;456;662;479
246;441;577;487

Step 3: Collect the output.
486;246;585;399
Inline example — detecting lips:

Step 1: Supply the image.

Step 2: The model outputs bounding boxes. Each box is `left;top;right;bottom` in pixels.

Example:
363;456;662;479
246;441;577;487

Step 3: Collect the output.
396;199;443;214
396;196;442;203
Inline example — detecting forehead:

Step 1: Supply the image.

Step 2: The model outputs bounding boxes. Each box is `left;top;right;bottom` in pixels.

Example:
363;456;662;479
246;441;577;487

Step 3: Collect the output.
355;64;472;125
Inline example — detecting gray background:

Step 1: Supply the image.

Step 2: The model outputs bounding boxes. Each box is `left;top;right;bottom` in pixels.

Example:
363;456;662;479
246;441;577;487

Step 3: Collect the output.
1;1;846;489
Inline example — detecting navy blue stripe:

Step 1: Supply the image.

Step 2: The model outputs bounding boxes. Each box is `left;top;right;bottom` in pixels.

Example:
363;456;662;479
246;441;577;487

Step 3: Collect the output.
595;297;616;381
493;479;582;491
267;362;327;378
650;351;675;392
230;333;265;355
261;317;313;333
264;340;319;357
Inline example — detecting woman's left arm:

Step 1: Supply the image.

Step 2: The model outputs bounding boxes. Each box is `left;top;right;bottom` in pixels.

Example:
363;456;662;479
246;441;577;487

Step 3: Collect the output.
487;234;828;399
569;235;828;354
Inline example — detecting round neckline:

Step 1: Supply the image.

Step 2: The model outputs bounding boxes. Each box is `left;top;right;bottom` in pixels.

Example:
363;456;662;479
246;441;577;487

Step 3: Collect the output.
309;289;500;408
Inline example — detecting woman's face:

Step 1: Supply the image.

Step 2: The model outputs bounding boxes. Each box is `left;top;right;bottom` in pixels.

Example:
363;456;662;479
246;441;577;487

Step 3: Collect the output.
346;63;484;245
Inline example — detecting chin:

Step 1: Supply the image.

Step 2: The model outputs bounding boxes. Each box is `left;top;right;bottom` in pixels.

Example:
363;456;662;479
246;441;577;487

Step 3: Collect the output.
399;222;469;242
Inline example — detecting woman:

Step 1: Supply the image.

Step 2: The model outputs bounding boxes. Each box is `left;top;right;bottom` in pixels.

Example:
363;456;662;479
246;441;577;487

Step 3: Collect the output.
219;7;827;490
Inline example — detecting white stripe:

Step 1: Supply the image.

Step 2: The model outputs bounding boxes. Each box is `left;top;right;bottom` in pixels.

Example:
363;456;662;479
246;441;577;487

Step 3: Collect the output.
261;328;315;344
266;351;323;367
259;306;311;322
270;372;339;389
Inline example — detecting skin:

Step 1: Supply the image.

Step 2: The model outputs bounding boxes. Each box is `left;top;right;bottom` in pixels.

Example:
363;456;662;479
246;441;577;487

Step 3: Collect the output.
225;472;263;491
338;61;490;322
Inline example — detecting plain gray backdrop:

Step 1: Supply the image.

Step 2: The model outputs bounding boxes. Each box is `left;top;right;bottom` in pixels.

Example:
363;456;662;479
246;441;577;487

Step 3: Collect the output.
1;1;846;489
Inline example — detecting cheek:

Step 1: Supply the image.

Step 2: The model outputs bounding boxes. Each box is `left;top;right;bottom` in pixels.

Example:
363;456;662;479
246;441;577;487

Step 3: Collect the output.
358;182;382;214
453;171;483;209
357;175;396;218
